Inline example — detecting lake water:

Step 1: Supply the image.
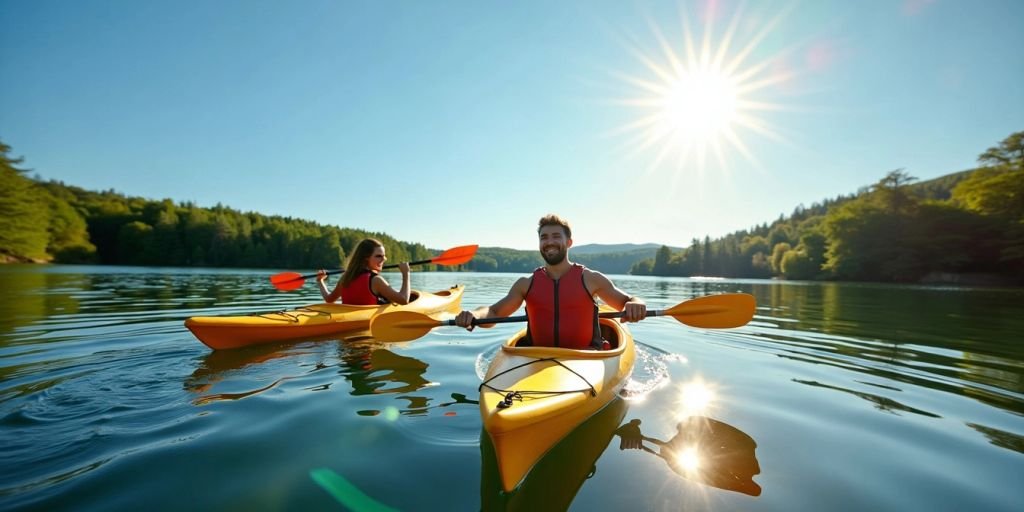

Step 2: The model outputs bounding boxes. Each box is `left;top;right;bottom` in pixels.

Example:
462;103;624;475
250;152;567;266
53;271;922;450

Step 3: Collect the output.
1;265;1022;511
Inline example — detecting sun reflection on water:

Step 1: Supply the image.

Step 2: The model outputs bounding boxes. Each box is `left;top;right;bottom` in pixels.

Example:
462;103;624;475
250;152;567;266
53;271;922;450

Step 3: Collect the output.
674;445;702;473
676;376;717;419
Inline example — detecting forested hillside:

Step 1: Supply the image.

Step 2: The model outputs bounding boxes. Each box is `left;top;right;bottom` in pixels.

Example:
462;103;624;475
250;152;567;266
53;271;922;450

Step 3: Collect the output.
0;139;694;276
1;140;434;269
630;131;1023;284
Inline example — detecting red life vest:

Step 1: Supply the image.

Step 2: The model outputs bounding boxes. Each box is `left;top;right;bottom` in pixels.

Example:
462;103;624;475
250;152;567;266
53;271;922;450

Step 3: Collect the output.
341;271;388;305
523;264;602;349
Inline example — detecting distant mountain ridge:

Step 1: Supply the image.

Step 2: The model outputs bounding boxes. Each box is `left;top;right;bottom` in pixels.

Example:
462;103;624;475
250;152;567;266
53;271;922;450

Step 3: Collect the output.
570;243;685;255
468;243;686;275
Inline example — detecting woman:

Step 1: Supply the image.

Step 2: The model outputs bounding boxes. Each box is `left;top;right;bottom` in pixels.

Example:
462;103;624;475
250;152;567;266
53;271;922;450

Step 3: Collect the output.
316;238;411;305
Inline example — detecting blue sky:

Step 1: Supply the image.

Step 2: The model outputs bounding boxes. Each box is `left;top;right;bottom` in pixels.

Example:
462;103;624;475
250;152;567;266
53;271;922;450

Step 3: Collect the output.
2;0;1022;251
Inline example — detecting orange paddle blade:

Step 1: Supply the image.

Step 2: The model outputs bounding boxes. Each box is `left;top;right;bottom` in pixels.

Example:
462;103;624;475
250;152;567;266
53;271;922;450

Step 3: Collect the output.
369;311;446;343
269;272;306;291
431;244;478;266
662;293;755;328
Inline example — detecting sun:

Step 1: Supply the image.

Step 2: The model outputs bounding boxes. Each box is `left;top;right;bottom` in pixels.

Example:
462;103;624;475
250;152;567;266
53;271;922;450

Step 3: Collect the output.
663;67;740;144
613;2;793;177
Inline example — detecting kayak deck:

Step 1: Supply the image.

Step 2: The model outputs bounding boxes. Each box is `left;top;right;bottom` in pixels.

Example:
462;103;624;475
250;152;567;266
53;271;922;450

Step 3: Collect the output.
185;285;464;350
479;314;635;492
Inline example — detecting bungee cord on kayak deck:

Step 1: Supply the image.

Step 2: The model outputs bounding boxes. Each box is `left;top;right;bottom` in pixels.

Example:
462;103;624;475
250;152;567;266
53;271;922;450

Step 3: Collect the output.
478;356;599;410
474;341;676;401
255;306;335;324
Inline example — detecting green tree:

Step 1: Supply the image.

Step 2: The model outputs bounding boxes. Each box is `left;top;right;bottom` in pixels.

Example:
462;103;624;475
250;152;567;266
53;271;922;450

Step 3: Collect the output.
951;168;1024;220
652;245;673;275
0;141;50;261
770;242;791;274
768;224;793;247
740;235;770;260
740;235;772;278
874;169;918;215
781;249;816;280
631;258;653;275
751;251;771;277
823;171;923;281
117;221;155;264
978;130;1024;171
310;232;344;269
207;214;239;266
151;203;184;265
472;255;499;272
798;232;828;276
914;202;995;273
46;195;97;262
686;238;703;276
951;132;1024;273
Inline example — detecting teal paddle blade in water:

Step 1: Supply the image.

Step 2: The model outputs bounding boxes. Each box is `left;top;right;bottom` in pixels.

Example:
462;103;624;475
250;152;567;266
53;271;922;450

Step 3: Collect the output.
310;468;399;512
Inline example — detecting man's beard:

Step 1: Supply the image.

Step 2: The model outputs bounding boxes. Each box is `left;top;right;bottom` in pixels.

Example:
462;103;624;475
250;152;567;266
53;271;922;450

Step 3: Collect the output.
541;246;566;265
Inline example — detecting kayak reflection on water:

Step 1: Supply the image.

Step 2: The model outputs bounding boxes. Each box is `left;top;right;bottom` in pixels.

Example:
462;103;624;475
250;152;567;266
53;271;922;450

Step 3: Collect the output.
185;330;440;412
339;344;479;417
615;416;762;496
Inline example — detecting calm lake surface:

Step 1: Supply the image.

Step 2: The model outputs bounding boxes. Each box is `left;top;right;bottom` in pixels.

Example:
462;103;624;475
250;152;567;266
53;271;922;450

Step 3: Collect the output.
1;265;1022;511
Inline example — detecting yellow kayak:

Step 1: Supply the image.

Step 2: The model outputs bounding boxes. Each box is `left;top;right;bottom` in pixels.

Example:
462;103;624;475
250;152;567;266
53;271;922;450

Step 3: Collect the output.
479;312;635;492
480;397;628;508
185;285;464;350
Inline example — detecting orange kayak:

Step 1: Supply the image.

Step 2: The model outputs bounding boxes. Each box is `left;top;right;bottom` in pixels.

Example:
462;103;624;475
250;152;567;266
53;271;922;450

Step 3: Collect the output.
185;285;464;350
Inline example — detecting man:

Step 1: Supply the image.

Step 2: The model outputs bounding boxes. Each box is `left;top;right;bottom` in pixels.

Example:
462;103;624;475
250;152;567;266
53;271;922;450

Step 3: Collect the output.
454;214;646;348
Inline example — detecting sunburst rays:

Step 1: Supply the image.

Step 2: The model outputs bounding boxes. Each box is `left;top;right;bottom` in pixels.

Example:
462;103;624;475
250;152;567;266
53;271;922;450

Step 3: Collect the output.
612;1;796;183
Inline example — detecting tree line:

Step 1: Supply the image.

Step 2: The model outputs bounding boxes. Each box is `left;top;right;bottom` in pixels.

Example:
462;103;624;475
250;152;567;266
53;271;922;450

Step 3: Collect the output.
629;131;1024;284
1;140;434;270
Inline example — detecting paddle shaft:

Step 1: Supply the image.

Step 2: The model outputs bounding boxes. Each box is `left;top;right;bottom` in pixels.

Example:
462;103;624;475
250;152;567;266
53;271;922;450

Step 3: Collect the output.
314;258;433;280
282;256;453;285
369;293;755;342
445;309;669;328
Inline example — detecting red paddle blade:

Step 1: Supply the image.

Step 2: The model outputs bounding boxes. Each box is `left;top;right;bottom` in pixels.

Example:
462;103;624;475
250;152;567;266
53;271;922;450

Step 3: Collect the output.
431;244;478;266
270;272;306;291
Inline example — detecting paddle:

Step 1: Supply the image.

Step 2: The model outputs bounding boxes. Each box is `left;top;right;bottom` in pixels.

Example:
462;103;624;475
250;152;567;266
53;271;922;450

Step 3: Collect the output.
369;293;756;343
269;244;478;291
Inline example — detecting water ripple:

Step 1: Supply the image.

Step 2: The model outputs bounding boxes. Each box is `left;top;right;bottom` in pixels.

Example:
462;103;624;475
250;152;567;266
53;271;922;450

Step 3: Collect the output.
2;268;1023;511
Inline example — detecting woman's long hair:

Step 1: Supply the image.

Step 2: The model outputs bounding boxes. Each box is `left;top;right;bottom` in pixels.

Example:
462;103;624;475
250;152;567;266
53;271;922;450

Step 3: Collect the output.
340;238;384;287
